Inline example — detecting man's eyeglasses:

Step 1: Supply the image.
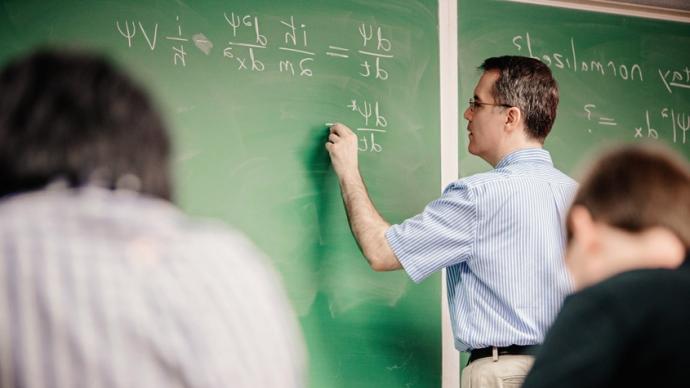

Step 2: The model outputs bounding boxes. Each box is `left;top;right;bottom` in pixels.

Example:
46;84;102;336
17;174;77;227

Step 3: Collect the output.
468;98;512;111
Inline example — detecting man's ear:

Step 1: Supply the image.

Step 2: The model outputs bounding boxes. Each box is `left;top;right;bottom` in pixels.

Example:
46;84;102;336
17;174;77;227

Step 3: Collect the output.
504;106;522;130
569;205;598;252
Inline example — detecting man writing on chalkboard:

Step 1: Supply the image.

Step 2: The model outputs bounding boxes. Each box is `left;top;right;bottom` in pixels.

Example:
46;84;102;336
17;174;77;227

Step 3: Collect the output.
326;56;577;387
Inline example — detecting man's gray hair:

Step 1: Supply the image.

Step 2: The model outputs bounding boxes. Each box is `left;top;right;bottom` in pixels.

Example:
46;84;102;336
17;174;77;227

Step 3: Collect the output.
480;56;559;142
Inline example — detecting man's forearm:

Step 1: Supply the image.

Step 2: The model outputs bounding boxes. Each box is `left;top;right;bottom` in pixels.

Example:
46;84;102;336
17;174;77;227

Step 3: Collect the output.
325;122;401;271
338;171;400;271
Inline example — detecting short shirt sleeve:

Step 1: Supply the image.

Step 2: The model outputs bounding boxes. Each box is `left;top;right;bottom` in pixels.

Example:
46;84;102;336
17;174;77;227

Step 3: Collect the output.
385;180;477;283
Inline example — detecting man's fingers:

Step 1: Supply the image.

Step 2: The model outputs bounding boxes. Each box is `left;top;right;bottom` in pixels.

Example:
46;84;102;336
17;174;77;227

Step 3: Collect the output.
330;122;353;136
328;133;339;143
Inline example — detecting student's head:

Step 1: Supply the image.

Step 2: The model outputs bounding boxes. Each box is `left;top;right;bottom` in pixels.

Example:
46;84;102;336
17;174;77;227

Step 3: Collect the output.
463;56;559;165
566;143;690;290
0;49;172;200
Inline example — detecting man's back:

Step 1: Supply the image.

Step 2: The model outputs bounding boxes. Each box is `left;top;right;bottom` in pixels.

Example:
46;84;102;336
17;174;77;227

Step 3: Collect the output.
388;148;577;350
452;149;576;348
0;187;305;388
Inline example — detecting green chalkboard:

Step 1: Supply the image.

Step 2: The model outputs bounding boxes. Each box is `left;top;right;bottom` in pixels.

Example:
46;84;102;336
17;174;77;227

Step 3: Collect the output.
0;1;441;387
459;0;690;176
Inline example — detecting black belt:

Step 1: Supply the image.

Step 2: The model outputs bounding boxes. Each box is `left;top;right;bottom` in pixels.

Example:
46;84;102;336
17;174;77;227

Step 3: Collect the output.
468;345;539;364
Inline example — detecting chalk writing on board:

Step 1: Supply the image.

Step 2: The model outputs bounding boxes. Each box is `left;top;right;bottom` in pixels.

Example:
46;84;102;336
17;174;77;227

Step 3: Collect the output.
658;67;690;94
583;104;618;133
166;16;189;66
635;111;660;140
115;20;136;47
115;15;398;154
634;108;690;144
225;12;267;45
358;24;393;80
278;16;313;77
114;16;395;81
223;12;267;71
662;108;690;144
138;22;158;50
512;33;643;82
281;16;308;47
348;99;388;152
326;45;349;58
116;17;202;66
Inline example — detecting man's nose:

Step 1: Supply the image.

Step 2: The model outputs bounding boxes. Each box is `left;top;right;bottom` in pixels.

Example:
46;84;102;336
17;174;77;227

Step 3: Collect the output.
463;106;472;121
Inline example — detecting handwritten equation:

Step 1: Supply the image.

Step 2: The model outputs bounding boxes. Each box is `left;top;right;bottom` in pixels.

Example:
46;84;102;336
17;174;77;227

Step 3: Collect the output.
115;13;393;80
583;104;618;134
116;13;397;152
582;103;690;145
510;31;689;147
348;99;388;152
635;108;690;144
325;99;389;152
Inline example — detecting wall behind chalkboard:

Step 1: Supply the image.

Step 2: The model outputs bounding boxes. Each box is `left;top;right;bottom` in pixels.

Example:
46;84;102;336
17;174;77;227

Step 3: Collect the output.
459;0;690;176
0;1;442;387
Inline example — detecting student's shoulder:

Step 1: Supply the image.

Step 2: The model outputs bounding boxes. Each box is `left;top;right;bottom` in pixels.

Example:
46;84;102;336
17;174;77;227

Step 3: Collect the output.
605;267;689;289
577;267;690;339
181;217;286;290
181;216;265;258
580;267;690;308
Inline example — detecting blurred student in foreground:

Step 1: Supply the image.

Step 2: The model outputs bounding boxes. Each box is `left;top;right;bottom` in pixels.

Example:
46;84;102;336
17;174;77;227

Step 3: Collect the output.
0;49;305;388
523;143;690;388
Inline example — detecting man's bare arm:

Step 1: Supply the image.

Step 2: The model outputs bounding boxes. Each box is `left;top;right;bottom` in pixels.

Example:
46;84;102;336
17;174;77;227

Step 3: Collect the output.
325;123;401;271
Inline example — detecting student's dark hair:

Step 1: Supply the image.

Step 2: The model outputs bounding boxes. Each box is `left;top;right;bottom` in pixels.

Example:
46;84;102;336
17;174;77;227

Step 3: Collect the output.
567;143;690;248
480;56;559;142
0;49;172;200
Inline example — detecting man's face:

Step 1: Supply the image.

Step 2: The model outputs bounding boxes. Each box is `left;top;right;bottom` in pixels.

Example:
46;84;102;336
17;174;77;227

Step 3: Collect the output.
463;70;507;163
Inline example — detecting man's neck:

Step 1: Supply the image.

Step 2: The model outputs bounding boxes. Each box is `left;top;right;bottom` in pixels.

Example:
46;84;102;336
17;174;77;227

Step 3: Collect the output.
488;141;544;167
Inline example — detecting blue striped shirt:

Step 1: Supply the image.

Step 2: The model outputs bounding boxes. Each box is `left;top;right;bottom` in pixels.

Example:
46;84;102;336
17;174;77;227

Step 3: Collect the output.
386;148;577;351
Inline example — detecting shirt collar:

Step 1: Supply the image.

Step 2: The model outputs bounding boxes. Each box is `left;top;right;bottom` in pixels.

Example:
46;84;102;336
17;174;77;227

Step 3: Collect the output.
495;148;552;169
